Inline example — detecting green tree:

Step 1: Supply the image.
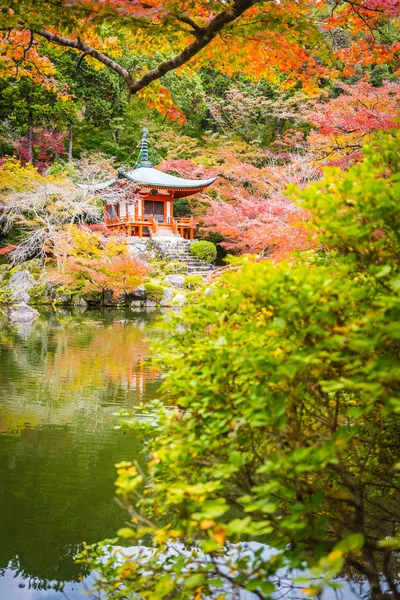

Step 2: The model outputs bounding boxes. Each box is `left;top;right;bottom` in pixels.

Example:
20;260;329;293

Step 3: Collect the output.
79;131;400;599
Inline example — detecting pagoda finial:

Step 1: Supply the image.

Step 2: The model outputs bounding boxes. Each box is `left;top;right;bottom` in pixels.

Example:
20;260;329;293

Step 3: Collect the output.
138;127;152;168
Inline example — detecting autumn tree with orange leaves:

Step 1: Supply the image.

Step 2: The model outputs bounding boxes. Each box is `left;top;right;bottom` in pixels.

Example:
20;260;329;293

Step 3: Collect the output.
1;0;399;119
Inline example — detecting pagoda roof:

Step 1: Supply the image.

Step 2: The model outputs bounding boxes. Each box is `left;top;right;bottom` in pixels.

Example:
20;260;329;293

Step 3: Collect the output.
78;128;216;198
119;166;216;190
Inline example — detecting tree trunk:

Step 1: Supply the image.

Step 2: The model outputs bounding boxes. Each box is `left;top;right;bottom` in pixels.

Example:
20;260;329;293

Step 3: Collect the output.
27;109;33;164
68;125;73;162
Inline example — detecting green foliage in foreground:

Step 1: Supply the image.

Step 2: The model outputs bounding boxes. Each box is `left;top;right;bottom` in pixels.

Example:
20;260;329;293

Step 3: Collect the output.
190;240;217;263
78;131;400;599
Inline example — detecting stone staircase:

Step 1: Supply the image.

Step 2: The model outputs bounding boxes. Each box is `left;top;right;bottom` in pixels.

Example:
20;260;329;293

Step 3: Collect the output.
153;239;211;275
152;224;180;239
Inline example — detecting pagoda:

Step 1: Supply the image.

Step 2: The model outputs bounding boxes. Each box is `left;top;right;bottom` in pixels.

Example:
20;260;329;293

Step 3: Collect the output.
84;128;216;240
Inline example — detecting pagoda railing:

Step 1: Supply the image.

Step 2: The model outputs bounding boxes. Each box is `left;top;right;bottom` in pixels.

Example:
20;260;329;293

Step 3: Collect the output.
170;217;178;235
209;264;240;283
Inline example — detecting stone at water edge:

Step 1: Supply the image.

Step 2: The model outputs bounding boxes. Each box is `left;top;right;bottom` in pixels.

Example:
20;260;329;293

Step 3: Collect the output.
4;270;36;304
130;285;146;300
165;275;185;288
8;304;39;323
172;293;186;306
160;288;174;306
145;300;159;308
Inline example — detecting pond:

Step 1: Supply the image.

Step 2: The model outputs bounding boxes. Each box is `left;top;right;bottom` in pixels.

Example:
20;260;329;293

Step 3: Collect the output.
0;308;163;599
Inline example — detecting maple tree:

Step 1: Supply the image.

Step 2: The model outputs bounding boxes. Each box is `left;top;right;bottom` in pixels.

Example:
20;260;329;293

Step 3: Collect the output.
0;0;399;119
159;141;317;257
12;126;66;172
307;78;400;167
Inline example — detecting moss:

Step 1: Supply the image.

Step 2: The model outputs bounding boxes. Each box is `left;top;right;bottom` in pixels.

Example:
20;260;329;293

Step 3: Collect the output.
0;287;13;305
184;274;204;289
147;258;171;278
0;264;11;285
144;282;165;302
29;283;53;305
164;260;188;275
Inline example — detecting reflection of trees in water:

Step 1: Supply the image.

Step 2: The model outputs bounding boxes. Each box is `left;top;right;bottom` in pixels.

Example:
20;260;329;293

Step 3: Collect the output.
0;309;160;589
0;423;143;586
0;309;161;434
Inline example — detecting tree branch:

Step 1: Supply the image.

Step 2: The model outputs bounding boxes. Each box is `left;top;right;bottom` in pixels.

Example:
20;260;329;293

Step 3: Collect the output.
34;0;261;95
36;29;135;87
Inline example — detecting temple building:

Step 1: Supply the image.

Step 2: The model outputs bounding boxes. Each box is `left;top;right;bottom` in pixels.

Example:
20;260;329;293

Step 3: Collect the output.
85;128;216;240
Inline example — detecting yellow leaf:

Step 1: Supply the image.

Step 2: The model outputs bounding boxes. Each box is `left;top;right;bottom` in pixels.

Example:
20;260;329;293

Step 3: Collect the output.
213;525;226;546
200;520;215;530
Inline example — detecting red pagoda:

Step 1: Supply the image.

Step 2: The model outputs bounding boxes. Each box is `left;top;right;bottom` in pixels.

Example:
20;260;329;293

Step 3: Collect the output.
86;128;216;240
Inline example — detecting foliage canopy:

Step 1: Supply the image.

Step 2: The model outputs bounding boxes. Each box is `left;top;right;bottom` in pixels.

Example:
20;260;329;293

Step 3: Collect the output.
78;130;400;599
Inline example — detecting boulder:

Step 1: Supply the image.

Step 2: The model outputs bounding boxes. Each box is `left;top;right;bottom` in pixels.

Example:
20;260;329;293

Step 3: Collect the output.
130;285;146;300
165;274;185;289
29;282;55;305
131;299;144;308
102;290;119;306
73;296;88;309
83;291;102;306
145;300;159;308
54;292;73;306
5;270;36;304
160;288;174;306
172;293;186;306
8;304;39;323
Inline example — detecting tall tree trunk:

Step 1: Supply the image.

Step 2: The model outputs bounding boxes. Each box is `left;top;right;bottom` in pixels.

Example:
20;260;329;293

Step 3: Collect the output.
68;125;73;162
27;108;33;164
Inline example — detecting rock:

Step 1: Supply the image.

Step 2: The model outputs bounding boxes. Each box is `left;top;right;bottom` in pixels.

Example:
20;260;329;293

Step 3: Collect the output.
204;287;213;296
160;288;174;306
102;290;119;306
131;300;144;308
7;270;36;290
5;270;36;304
165;274;185;289
54;292;73;306
130;285;146;300
8;303;39;323
172;293;186;306
29;282;55;305
73;296;87;309
83;291;102;306
145;300;158;308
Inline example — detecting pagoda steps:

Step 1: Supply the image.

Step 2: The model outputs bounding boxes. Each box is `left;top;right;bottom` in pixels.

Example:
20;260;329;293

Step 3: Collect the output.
153;239;211;274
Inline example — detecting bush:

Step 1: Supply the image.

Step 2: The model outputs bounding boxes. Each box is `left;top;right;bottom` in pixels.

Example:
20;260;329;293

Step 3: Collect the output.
144;282;165;302
190;240;217;263
164;260;188;275
80;131;400;599
184;274;204;289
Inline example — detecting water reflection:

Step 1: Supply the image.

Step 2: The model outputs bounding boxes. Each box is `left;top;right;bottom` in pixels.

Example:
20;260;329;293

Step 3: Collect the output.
0;309;163;598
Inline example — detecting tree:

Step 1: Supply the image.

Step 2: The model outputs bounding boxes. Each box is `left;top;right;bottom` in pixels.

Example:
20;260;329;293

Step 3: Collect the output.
307;78;400;167
79;130;400;599
13;126;66;172
0;158;108;264
161;148;317;257
1;0;399;112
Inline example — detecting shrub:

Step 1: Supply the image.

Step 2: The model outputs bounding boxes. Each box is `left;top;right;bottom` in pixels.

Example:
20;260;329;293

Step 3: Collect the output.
144;282;165;302
190;240;217;263
184;274;203;289
80;131;400;599
147;258;170;278
164;260;188;275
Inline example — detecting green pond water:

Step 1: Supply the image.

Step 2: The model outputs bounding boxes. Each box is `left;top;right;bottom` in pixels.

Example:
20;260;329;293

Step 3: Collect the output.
0;308;163;599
